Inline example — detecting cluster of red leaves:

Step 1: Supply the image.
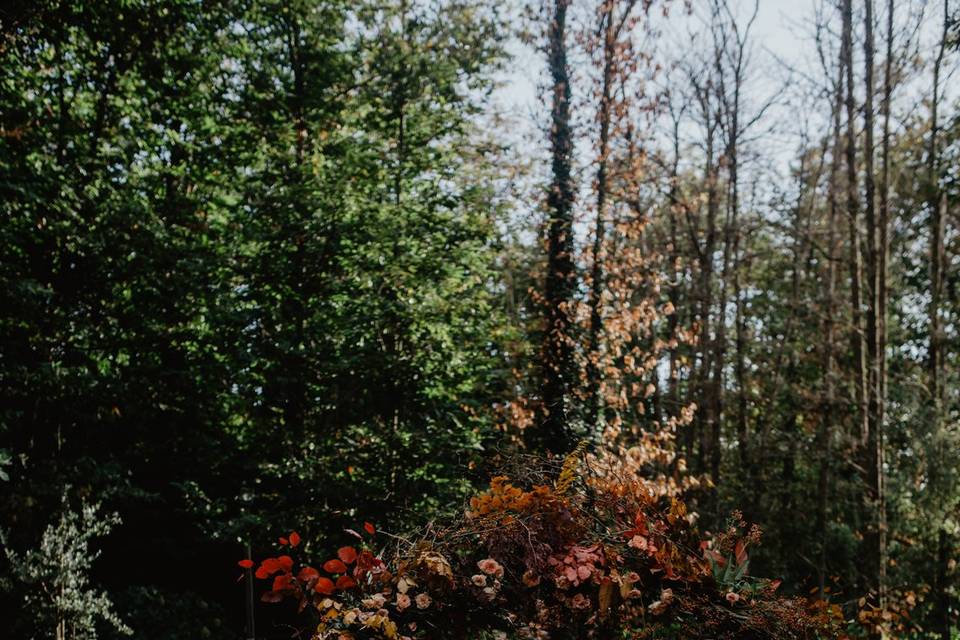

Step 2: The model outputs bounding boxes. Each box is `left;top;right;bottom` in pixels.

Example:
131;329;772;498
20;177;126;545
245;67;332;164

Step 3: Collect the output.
240;524;379;606
241;458;839;640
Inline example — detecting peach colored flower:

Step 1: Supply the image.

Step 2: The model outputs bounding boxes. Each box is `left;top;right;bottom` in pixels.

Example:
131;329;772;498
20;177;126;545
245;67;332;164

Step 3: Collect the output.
477;558;504;578
471;574;487;587
628;535;648;551
395;593;411;611
570;593;591;609
415;593;432;609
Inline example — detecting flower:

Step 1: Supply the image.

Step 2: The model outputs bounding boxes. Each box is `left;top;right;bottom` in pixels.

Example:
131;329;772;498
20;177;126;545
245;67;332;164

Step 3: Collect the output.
396;593;411;611
570;593;591;609
726;591;741;605
477;558;504;578
415;593;432;609
649;599;668;615
628;535;648;551
471;574;487;587
362;593;387;609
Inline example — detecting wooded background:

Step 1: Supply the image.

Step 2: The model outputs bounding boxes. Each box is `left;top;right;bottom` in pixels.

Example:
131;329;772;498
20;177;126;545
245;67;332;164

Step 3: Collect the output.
1;0;958;638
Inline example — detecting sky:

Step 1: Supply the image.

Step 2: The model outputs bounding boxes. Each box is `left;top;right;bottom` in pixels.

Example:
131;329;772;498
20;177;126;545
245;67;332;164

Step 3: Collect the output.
488;0;819;181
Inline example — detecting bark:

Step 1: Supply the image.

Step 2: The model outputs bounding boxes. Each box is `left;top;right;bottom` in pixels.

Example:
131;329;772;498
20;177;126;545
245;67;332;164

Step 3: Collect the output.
586;0;617;432
862;0;887;616
540;0;577;453
817;64;843;598
929;3;951;636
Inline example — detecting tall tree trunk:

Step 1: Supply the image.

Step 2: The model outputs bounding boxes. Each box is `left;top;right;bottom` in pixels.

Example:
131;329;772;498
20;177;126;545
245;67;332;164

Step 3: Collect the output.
862;0;887;618
929;2;951;636
841;0;869;471
586;1;617;433
540;0;577;453
817;60;844;600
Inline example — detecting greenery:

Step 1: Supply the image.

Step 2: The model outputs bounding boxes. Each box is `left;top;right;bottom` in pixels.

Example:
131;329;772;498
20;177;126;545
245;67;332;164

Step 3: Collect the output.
0;0;958;638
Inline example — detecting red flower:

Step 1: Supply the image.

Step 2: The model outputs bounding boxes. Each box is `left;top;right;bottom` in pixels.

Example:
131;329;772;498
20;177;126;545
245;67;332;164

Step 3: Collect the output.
238;559;254;569
289;531;301;548
363;522;376;535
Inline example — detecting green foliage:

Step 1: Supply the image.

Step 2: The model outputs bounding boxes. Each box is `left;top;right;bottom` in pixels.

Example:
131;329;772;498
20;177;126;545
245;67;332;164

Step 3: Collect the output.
3;493;131;639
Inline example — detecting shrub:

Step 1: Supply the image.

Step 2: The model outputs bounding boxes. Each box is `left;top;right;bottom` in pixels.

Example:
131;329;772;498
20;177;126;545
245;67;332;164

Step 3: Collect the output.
243;447;837;639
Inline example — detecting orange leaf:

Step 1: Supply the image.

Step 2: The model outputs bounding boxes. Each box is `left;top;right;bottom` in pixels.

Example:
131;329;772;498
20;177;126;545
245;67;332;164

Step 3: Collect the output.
279;537;289;546
272;574;292;592
238;559;254;569
256;557;285;579
335;575;357;590
735;540;748;566
314;577;335;595
298;566;319;582
289;532;301;548
323;559;348;574
338;546;358;565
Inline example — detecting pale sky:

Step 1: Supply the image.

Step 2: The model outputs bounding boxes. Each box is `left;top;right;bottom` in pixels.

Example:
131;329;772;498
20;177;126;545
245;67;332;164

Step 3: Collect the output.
490;0;815;162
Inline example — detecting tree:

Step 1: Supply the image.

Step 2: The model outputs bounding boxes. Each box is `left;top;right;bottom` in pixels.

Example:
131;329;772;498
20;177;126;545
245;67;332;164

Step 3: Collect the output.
4;494;130;640
539;0;578;453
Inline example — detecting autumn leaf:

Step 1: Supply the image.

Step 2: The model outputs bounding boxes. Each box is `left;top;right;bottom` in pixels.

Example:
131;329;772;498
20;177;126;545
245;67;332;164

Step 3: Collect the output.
272;574;292;592
298;566;319;582
734;540;748;566
323;559;348;574
314;577;335;595
363;522;376;535
335;575;357;590
289;531;301;547
338;546;358;564
238;559;254;569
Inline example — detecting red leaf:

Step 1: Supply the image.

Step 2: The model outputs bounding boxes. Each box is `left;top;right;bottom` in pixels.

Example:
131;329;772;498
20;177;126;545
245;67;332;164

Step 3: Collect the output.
272;574;293;592
335;575;357;590
238;559;254;569
256;557;284;579
298;566;320;582
314;577;335;595
277;555;294;572
279;537;289;546
735;541;748;566
289;532;301;548
323;559;348;574
337;546;358;565
363;522;376;535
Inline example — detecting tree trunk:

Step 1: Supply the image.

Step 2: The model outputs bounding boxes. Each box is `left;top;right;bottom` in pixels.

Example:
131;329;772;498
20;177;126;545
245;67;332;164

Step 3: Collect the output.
862;0;887;618
540;0;577;454
586;1;617;433
929;3;951;636
817;59;844;600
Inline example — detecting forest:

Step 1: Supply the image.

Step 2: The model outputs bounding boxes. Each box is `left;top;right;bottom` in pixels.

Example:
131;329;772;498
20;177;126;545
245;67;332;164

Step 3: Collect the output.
1;0;959;638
